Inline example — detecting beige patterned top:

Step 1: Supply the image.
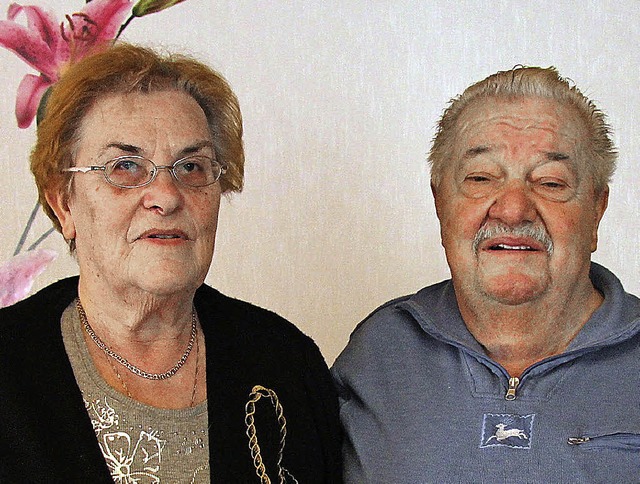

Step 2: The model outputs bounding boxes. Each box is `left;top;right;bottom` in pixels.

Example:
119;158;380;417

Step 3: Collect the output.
61;303;210;483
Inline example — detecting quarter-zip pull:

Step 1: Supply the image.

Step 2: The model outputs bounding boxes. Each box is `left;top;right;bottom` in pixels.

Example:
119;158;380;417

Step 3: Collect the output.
567;437;590;445
505;377;520;400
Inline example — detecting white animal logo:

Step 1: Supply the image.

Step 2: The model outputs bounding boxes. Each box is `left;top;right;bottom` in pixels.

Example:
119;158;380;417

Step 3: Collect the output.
486;423;528;443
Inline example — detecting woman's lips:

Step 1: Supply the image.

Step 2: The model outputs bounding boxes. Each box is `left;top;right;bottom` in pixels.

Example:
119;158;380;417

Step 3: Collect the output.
137;229;190;241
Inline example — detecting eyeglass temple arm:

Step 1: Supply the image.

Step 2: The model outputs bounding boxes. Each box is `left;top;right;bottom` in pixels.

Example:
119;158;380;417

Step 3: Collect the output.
63;166;105;173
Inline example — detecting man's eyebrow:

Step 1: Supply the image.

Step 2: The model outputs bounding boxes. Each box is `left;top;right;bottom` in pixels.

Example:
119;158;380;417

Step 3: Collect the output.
545;151;570;161
463;145;490;158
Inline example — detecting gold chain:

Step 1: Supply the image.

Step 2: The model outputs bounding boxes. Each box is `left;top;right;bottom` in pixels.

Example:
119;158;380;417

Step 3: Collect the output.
99;329;200;407
104;345;134;399
79;298;201;407
77;298;196;380
189;329;200;407
244;385;298;484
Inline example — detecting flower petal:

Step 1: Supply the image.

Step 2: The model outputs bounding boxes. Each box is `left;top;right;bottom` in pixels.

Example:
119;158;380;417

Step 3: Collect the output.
82;0;133;41
0;249;57;308
7;3;60;52
0;19;60;79
15;73;52;128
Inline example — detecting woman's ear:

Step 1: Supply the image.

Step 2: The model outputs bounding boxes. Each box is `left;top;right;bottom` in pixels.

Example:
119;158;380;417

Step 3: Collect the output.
45;190;76;241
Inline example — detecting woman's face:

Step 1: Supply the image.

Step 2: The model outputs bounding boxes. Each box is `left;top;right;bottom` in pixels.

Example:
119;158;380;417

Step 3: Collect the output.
48;90;222;297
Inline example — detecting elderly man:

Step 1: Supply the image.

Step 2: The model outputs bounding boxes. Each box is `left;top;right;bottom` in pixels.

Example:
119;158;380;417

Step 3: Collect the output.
332;67;640;483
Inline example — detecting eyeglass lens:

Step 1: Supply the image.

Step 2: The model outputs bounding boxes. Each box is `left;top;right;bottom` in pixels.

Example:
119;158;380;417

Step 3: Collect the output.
106;156;223;188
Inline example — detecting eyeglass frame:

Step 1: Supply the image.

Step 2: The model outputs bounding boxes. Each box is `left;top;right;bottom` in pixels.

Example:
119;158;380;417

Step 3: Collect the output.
62;155;228;189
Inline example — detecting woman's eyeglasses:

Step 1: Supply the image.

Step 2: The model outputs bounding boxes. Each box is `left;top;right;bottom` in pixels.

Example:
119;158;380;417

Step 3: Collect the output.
63;155;227;189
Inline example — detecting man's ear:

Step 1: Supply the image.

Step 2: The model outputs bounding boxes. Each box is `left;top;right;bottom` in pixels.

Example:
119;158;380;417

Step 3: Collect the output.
431;182;442;220
45;190;76;241
591;187;609;253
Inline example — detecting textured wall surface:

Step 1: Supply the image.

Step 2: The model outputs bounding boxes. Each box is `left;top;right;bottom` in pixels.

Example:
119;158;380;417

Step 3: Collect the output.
1;0;638;362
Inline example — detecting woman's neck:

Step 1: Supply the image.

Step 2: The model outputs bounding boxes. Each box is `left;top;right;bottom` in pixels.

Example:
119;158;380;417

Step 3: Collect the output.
76;281;206;409
77;276;197;342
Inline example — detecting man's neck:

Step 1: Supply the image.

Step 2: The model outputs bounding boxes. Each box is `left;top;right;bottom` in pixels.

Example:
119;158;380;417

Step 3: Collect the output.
457;285;604;377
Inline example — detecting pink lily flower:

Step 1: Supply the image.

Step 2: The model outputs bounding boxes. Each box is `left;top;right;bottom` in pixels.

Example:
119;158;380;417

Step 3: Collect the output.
0;0;133;128
0;248;57;308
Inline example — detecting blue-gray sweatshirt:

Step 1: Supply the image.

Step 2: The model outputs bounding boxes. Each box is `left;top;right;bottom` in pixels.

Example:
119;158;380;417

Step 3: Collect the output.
332;263;640;483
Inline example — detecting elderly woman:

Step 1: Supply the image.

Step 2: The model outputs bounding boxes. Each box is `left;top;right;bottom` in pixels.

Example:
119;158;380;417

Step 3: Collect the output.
0;44;341;483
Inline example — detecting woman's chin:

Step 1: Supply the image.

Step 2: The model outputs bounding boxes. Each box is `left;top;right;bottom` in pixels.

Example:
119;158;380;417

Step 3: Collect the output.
129;264;206;298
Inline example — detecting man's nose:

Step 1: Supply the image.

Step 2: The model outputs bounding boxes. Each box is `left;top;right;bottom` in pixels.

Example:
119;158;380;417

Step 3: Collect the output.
487;180;537;226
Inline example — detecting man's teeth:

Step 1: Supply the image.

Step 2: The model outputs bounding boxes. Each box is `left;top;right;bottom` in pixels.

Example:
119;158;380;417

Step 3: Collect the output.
149;234;179;239
494;244;532;250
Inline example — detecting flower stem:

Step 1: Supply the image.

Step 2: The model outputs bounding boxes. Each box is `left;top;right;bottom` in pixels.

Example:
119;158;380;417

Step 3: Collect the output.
28;227;56;251
116;15;135;40
14;201;40;255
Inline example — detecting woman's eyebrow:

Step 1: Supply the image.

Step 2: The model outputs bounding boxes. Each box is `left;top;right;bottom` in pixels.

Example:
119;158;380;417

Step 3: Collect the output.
103;142;143;155
100;140;215;158
177;140;215;157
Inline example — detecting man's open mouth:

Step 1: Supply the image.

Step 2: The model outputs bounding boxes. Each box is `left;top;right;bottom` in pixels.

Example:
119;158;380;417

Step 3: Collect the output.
489;243;536;251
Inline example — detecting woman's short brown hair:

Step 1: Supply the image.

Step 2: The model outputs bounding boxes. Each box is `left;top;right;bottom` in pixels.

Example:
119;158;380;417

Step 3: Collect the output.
31;43;244;235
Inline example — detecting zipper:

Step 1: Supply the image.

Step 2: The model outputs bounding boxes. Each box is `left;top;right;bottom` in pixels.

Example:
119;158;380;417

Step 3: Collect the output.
567;437;590;445
567;433;640;450
505;377;519;400
402;298;640;404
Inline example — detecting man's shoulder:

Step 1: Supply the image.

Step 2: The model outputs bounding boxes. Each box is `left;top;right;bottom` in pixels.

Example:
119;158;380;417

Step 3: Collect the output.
357;294;414;328
332;281;452;381
350;279;452;338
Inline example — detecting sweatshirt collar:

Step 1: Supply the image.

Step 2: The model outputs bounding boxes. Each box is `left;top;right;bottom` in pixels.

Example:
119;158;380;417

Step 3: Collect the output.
399;262;640;354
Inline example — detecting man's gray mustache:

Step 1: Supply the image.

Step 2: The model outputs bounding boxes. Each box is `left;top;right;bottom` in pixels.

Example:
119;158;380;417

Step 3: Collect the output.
472;224;554;255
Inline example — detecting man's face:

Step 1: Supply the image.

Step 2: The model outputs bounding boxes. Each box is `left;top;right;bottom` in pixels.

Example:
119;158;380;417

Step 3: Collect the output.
433;96;608;307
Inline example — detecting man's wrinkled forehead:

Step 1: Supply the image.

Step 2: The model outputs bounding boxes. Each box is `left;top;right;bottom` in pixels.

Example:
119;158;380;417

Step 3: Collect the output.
451;95;589;160
458;96;585;135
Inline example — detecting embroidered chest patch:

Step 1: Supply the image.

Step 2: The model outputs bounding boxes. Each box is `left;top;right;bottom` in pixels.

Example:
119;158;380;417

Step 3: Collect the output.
480;413;535;449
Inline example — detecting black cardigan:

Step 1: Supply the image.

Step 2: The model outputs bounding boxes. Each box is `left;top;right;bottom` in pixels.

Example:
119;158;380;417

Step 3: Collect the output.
0;277;342;483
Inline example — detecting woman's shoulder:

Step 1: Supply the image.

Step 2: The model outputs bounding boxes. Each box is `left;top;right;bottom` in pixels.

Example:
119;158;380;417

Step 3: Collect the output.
0;277;78;368
0;276;78;328
194;284;318;350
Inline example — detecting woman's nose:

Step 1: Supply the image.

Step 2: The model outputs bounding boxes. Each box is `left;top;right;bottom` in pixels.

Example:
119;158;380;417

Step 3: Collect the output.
141;168;184;214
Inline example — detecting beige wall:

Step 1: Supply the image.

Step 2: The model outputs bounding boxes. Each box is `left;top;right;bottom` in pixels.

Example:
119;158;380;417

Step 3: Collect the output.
1;0;638;363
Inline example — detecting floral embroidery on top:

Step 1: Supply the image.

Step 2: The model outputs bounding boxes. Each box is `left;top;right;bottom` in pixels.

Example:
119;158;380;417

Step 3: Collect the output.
85;397;165;483
86;397;119;434
101;430;164;483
